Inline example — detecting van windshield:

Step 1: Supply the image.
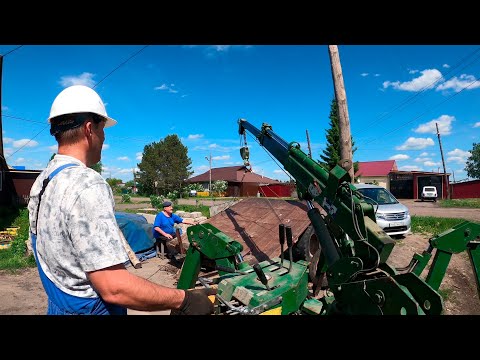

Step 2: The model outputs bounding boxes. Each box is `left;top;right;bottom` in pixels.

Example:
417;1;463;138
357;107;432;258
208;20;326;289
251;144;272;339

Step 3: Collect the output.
424;187;436;191
357;187;399;205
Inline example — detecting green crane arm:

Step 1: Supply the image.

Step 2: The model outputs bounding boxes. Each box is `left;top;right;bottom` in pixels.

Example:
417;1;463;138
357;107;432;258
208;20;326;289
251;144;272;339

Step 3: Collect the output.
238;119;395;276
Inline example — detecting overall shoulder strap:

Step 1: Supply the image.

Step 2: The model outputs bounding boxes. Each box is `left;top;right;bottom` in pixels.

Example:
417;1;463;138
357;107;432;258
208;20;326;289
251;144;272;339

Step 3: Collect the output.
34;163;79;234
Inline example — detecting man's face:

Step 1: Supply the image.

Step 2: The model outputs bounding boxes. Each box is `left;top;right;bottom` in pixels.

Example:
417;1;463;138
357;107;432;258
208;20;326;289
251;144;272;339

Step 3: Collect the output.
164;205;173;214
88;119;106;166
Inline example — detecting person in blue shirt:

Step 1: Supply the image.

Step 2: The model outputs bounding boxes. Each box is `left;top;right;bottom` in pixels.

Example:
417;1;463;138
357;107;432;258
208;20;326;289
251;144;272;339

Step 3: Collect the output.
153;201;197;259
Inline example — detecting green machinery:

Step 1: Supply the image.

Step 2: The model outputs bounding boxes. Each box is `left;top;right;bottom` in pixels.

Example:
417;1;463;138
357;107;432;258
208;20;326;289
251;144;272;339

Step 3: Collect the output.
176;119;480;315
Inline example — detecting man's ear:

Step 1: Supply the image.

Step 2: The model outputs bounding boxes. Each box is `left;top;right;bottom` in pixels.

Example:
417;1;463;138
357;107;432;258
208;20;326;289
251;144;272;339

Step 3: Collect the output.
84;120;93;137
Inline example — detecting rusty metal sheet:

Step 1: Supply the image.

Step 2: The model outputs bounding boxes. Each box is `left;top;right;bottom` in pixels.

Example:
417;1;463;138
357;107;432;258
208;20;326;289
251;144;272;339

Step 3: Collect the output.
205;198;312;264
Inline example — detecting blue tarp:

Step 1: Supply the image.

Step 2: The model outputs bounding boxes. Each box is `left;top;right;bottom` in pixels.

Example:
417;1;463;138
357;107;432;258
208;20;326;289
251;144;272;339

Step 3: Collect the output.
115;212;155;253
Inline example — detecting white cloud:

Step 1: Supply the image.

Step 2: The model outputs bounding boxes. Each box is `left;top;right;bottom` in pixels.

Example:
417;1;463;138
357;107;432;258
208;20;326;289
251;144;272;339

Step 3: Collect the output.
207;45;251;54
136;152;142;161
400;165;422;171
273;169;284;174
59;72;96;88
361;73;369;77
117;168;133;174
408;69;419;74
383;69;443;92
117;156;129;161
188;134;204;140
13;139;38;148
414;114;455;135
154;83;178;93
419;152;429;157
447;148;471;164
208;143;219;148
102;144;109;150
424;161;441;167
474;122;480;128
4;148;13;156
48;144;58;152
415;157;431;162
212;155;230;161
3;137;13;144
389;154;409;160
396;137;435;150
436;74;480;93
195;165;209;174
15;157;26;164
442;64;450;68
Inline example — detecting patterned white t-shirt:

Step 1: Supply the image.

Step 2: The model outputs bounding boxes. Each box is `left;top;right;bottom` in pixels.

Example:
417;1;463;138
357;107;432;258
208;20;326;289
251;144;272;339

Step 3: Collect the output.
28;154;129;298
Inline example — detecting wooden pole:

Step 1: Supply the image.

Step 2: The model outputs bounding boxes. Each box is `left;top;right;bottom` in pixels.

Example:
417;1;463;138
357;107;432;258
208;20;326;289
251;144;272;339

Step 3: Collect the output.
328;45;354;182
306;129;312;158
436;122;450;199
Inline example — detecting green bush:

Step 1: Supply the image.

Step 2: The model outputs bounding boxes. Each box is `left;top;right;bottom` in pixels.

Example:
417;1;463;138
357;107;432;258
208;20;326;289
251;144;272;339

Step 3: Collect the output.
149;195;164;210
0;207;36;271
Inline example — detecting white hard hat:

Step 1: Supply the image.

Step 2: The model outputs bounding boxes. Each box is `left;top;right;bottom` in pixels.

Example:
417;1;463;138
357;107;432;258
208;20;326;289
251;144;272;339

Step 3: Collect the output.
47;85;117;128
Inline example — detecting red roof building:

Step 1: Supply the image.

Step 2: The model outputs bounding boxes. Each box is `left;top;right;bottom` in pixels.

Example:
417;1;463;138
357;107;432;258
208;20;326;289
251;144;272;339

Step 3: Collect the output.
354;160;397;188
186;166;290;197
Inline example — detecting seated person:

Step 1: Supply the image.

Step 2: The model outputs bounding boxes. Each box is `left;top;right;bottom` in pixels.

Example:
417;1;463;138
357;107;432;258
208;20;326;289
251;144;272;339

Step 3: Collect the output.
152;201;197;258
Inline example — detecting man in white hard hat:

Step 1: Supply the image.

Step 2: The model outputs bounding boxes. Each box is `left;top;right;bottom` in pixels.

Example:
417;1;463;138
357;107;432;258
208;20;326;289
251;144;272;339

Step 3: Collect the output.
28;85;216;315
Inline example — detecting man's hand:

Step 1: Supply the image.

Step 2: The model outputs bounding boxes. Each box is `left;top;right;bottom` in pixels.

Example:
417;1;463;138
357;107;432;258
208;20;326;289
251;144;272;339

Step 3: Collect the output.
172;288;217;315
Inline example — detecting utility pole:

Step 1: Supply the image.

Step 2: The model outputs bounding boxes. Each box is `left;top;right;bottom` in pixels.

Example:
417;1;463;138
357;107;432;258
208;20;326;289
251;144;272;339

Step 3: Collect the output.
205;152;212;195
328;45;354;183
306;129;312;158
436;122;450;200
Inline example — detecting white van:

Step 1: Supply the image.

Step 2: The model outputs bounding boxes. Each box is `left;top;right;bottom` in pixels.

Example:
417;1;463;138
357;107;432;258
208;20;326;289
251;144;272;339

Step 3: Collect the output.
355;183;411;237
421;186;438;202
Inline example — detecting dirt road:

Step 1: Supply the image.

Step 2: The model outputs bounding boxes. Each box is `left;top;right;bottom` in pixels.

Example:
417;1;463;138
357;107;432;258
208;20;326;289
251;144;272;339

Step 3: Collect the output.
400;199;480;222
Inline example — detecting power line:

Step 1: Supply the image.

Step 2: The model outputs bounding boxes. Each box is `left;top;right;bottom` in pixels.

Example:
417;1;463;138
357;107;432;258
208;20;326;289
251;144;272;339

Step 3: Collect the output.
93;45;149;89
355;47;480;139
0;45;23;58
362;75;480;147
5;45;150;159
6;127;48;159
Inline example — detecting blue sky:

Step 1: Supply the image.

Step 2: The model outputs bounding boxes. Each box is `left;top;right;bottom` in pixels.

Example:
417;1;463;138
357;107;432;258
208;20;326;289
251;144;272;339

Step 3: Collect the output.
1;45;479;183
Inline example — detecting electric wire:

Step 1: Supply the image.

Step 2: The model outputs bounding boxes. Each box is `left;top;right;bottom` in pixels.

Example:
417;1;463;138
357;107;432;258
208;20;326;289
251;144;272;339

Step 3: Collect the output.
355;46;480;139
4;45;149;160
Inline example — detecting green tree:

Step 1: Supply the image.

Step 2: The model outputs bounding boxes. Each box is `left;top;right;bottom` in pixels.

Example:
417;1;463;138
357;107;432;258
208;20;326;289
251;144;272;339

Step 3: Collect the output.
137;134;193;196
465;143;480;179
319;97;359;175
106;177;123;194
89;161;103;174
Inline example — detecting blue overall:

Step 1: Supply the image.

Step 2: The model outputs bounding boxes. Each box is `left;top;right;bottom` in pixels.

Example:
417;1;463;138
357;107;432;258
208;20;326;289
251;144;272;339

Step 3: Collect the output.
31;163;126;315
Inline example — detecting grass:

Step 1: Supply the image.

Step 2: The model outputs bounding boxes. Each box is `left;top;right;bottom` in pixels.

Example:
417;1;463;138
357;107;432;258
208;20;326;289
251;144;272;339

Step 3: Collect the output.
411;215;469;236
0;207;36;272
438;288;454;302
439;198;480;208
